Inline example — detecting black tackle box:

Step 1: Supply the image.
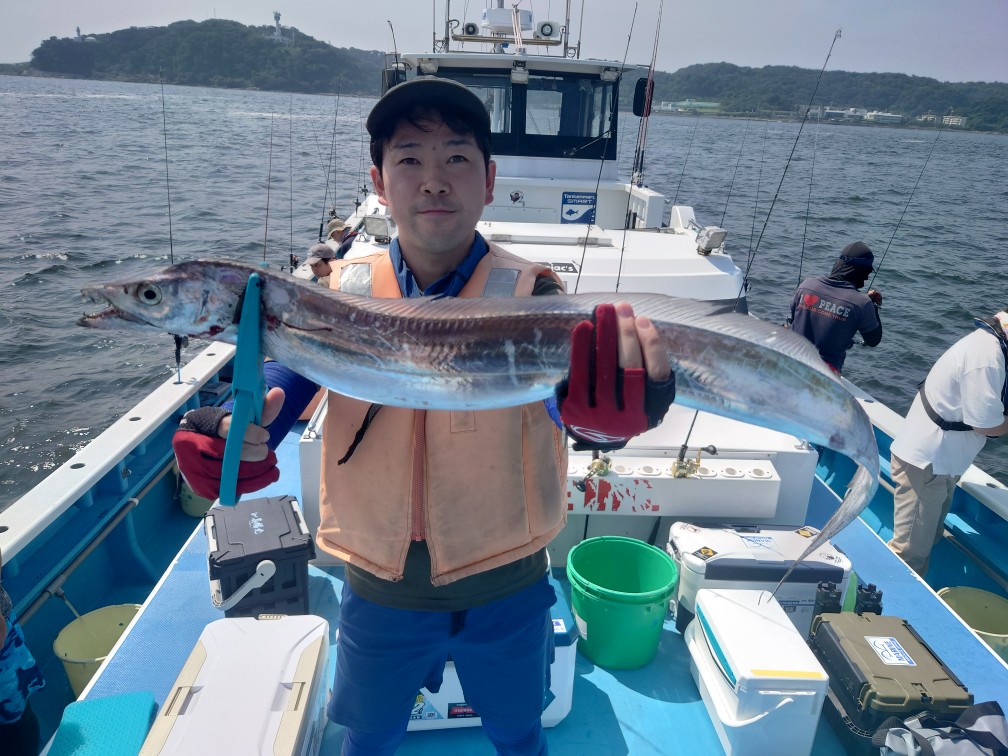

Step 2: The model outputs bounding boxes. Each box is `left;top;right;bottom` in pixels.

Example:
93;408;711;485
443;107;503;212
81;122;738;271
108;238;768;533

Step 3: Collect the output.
809;612;973;755
205;495;316;618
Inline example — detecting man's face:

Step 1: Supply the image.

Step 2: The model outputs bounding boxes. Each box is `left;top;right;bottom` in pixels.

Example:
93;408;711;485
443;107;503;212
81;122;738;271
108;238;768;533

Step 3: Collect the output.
310;259;332;278
370;116;495;271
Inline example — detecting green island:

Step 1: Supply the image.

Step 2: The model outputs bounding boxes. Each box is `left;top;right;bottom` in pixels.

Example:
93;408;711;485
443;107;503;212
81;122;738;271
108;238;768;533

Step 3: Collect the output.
2;18;1006;133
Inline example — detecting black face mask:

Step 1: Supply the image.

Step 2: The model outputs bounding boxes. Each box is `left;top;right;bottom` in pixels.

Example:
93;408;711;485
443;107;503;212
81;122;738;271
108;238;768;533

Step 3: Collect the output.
828;257;871;288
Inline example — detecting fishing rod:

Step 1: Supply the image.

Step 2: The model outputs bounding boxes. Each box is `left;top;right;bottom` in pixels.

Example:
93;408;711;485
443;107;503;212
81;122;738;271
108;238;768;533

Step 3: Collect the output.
671;110;700;206
262;113;276;264
630;0;663;189
868;112;947;289
736;28;842;306
746;120;770;272
720;118;751;228
159;71;174;267
795;109;822;286
289;94;294;270
355;98;368;212
572;1;639;295
159;69;188;381
316;77;344;243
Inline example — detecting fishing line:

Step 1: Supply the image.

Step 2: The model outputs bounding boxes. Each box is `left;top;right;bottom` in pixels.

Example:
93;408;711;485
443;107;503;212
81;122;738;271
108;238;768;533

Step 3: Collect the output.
795;109;821;286
317;77;344;242
671;110;700;207
262;113;276;264
355;99;367;213
289;93;294;270
159;69;188;382
746;120;769;271
868;113;946;289
630;0;662;189
737;28;842;306
573;1;639;294
720;118;751;228
158;70;174;267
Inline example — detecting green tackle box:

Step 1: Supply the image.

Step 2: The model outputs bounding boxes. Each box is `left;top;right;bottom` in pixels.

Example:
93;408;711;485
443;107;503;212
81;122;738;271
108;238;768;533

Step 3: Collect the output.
809;612;973;755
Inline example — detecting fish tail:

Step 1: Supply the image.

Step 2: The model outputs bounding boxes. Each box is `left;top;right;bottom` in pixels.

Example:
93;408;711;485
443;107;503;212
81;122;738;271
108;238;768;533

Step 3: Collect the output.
768;464;877;600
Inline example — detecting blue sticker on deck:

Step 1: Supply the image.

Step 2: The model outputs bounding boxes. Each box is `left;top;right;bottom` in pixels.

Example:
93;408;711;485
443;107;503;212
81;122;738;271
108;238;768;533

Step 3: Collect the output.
561;192;596;224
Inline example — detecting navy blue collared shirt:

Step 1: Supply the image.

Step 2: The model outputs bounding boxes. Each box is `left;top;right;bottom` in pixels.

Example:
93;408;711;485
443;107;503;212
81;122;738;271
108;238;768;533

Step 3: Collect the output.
389;232;489;299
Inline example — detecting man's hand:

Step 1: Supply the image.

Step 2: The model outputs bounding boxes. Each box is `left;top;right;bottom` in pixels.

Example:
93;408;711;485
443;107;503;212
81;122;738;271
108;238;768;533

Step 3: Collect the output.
172;387;286;500
556;303;676;450
867;289;882;305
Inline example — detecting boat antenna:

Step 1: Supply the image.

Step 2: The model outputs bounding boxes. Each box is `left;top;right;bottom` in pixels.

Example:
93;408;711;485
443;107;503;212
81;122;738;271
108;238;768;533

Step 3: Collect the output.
868;111;947;289
159;69;188;382
573;1;638;294
573;0;584;58
720;117;751;228
262;112;276;264
795;108;822;287
736;28;842;308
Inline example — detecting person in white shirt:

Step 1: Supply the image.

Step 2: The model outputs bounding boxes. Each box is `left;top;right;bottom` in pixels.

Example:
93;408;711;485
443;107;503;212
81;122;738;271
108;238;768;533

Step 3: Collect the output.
888;309;1008;575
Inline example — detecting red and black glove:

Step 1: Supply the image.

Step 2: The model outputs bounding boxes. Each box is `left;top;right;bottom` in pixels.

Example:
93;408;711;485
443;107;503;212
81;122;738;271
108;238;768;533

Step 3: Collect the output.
172;406;279;501
556;304;676;451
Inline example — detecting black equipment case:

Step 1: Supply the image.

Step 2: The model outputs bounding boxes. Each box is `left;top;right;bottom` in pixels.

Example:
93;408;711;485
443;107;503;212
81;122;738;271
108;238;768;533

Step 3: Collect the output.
205;494;316;618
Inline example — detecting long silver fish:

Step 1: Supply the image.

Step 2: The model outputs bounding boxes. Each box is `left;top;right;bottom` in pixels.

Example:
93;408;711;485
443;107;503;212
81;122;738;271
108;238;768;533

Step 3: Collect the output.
79;259;879;575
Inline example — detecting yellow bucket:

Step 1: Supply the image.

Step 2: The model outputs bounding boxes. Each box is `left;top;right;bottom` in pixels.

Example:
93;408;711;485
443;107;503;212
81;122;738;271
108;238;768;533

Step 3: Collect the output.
53;604;141;697
938;586;1008;663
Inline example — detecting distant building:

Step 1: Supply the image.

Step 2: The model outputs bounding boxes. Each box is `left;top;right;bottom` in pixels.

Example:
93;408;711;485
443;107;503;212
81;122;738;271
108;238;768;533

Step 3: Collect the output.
657;99;720;113
942;114;967;127
865;111;903;124
821;107;867;121
916;112;937;125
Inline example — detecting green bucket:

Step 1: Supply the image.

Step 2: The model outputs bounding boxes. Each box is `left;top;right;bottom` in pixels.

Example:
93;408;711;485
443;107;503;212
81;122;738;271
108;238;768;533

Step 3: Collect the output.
567;536;679;669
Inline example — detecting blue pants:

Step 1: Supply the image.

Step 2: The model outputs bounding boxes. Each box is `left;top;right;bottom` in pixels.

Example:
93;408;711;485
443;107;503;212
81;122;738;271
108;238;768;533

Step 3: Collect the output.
330;575;557;755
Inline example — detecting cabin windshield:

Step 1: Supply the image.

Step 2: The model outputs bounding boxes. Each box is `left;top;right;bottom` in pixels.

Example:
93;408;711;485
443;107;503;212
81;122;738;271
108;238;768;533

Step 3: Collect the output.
432;69;619;161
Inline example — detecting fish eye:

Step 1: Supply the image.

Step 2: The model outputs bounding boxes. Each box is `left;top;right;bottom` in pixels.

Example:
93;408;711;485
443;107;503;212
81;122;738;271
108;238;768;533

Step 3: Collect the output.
136;283;163;306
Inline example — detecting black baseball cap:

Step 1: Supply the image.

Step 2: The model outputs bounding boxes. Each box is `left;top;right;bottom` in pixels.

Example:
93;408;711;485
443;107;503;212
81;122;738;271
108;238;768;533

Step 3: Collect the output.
366;76;491;139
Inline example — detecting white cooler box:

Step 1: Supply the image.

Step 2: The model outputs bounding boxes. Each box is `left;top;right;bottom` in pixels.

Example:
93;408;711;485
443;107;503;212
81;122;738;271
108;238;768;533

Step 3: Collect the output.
407;575;578;730
667;522;851;637
140;614;330;756
686;588;828;756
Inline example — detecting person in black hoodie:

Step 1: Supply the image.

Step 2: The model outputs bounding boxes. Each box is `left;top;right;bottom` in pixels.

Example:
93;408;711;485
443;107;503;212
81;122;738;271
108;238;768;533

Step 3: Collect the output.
789;241;884;374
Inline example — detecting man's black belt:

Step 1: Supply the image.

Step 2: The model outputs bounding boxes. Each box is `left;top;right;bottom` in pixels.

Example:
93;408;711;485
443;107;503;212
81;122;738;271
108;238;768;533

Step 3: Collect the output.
917;380;974;432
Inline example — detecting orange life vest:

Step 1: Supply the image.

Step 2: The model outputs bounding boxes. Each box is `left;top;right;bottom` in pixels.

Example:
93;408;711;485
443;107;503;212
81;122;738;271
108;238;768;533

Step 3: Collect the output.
316;244;568;585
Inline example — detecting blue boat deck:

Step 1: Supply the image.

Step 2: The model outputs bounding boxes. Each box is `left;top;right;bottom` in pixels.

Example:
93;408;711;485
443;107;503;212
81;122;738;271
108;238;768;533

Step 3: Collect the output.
78;428;1008;755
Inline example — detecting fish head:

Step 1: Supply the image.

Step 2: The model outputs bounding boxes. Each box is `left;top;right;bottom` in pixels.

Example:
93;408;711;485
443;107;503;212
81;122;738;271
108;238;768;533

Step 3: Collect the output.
78;260;251;338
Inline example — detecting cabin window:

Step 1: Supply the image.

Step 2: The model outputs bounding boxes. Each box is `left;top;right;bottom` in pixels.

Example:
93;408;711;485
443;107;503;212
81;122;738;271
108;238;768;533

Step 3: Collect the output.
434;69;618;160
526;75;613;139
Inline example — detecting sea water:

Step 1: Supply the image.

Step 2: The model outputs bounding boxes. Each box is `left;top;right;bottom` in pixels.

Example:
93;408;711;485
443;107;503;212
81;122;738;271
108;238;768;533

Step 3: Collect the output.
1;75;1005;509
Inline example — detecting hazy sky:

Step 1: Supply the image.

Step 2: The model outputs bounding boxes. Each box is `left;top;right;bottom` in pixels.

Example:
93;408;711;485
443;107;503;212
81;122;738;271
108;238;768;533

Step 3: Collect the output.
5;1;1007;84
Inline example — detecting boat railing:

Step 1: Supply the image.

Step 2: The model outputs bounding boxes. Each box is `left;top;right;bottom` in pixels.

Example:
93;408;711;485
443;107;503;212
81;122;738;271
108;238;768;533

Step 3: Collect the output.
0;345;234;564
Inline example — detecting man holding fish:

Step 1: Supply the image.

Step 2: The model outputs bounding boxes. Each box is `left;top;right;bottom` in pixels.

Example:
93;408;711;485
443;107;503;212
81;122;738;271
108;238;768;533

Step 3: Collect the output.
81;71;882;754
172;77;676;755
